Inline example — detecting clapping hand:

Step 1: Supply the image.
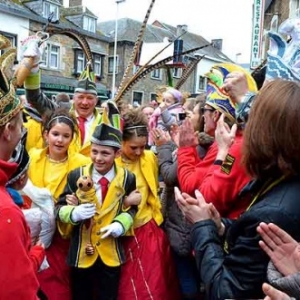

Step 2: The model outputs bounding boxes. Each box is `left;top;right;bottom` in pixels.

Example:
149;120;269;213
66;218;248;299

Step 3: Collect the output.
150;128;171;146
262;283;291;300
221;71;249;105
257;222;300;276
174;188;225;235
178;119;198;148
215;114;237;161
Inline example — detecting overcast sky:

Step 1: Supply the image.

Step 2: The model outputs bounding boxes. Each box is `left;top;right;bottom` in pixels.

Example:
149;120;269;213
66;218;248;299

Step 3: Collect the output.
68;0;254;63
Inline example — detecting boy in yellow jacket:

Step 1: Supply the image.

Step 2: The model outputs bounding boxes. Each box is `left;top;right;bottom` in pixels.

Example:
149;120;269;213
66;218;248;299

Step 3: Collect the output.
55;114;141;300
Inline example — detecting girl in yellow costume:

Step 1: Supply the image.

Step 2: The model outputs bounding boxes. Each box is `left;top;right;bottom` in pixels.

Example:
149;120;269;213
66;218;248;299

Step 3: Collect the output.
116;109;180;300
26;108;90;300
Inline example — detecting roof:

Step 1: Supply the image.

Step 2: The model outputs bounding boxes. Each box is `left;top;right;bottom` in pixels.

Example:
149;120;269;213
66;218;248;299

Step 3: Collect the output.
0;0;110;43
0;0;47;23
61;5;97;19
97;18;232;62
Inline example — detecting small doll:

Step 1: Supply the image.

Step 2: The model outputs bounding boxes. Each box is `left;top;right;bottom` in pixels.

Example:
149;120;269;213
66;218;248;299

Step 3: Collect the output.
76;175;98;256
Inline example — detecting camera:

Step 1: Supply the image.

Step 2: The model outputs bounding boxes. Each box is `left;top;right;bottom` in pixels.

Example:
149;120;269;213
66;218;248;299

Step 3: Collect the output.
178;112;187;121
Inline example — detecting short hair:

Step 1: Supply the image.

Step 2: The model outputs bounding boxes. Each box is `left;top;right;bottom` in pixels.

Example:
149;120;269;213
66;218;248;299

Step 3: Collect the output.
55;93;70;103
243;79;300;179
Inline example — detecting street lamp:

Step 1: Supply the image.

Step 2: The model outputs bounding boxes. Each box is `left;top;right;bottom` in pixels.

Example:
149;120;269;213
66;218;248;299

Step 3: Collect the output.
111;0;126;99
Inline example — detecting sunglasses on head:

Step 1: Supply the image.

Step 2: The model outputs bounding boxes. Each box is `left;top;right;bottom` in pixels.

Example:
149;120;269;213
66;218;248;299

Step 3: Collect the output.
200;107;215;114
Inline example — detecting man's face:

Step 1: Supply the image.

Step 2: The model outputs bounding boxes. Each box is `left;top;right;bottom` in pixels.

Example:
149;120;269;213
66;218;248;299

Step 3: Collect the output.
73;92;98;118
90;144;120;175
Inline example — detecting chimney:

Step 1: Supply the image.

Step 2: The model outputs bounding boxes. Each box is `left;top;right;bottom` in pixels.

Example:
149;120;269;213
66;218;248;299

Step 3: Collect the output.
211;39;223;51
176;24;188;37
69;0;83;6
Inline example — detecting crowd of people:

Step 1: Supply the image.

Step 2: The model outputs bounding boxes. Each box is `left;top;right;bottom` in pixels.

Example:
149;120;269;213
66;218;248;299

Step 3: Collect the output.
1;15;300;300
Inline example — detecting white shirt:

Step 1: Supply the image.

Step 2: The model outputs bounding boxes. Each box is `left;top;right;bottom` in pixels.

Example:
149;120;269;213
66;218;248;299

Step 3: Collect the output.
75;112;95;144
92;166;115;205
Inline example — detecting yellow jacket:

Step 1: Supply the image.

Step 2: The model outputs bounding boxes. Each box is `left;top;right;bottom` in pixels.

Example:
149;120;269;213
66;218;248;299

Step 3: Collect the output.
23;117;44;152
68;110;102;157
28;148;91;238
28;148;91;201
115;150;163;228
57;163;137;268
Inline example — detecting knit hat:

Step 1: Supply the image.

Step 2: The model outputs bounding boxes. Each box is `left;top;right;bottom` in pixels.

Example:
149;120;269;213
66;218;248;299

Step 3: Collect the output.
266;18;300;82
205;63;258;122
74;63;97;95
91;107;122;149
0;34;22;127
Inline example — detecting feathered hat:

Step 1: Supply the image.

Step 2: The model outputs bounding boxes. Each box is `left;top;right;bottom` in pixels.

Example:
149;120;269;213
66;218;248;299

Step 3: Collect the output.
91;103;122;149
205;63;258;122
0;34;22;127
266;18;300;81
75;62;97;95
7;130;29;186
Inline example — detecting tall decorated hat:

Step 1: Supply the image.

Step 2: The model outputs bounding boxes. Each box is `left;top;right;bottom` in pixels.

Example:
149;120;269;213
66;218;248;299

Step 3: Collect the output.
91;105;122;149
0;34;22;127
75;62;97;95
205;63;258;122
266;18;300;81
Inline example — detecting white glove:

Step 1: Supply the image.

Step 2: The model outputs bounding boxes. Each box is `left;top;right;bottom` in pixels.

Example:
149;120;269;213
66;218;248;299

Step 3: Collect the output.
100;222;124;239
20;35;45;73
23;179;52;205
71;203;96;222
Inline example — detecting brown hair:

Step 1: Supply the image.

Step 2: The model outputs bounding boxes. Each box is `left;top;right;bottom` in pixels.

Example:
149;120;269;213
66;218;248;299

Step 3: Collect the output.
243;79;300;179
122;109;148;141
42;108;78;138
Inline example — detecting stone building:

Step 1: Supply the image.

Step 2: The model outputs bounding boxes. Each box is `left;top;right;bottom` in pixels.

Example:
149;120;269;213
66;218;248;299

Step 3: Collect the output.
0;0;109;100
98;19;232;105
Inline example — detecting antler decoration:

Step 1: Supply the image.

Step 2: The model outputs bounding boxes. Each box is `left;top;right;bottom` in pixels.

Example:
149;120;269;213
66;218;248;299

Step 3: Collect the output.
175;55;205;90
46;26;94;69
115;44;211;99
114;0;156;101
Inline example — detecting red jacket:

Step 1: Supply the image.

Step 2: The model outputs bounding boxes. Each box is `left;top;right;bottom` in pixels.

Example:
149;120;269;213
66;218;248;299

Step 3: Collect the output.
177;142;218;195
200;132;251;218
0;160;45;299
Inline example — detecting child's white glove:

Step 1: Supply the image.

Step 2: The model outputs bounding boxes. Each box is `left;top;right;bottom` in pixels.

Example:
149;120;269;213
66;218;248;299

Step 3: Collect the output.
100;222;124;239
71;203;96;222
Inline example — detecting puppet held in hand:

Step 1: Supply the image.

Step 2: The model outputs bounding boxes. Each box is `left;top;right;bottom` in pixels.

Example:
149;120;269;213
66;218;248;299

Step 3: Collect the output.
76;175;98;256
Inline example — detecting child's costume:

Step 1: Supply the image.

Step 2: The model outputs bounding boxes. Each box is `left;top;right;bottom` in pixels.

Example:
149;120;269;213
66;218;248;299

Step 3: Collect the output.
56;117;137;300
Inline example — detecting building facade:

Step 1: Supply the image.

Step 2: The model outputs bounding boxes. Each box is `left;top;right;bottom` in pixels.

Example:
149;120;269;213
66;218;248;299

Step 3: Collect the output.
98;19;232;105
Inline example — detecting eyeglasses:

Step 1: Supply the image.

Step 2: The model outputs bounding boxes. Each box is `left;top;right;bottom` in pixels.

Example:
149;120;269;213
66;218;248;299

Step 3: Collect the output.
200;107;215;114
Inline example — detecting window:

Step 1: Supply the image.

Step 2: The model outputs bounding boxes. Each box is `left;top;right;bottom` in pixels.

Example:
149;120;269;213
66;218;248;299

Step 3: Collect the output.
77;51;85;73
41;43;60;69
83;16;96;33
0;32;16;54
151;68;162;80
198;76;207;91
132;91;143;106
173;68;182;78
43;2;59;20
150;93;157;101
94;54;102;76
108;56;119;74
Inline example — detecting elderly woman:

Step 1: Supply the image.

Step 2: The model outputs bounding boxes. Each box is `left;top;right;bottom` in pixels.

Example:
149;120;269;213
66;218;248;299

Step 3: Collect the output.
175;79;300;299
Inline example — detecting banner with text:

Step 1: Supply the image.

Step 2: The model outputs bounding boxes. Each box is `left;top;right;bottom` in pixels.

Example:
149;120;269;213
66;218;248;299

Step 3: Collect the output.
250;0;265;69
